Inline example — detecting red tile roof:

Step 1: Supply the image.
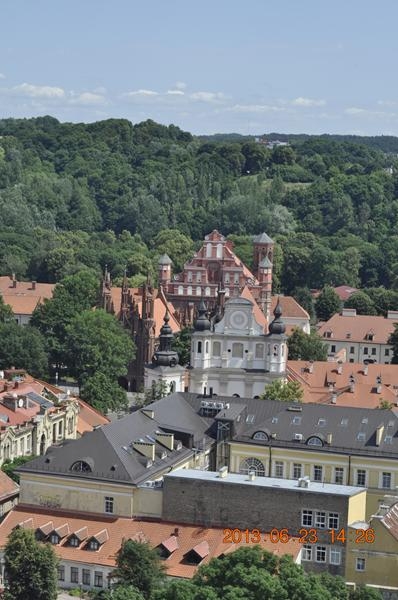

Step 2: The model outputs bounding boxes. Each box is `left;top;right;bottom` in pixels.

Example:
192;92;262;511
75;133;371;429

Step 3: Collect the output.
0;507;300;579
0;471;19;502
0;277;54;316
270;296;310;320
317;313;395;344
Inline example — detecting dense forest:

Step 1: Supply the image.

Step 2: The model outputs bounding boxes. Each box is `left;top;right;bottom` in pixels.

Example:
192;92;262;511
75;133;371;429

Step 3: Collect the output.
1;115;398;298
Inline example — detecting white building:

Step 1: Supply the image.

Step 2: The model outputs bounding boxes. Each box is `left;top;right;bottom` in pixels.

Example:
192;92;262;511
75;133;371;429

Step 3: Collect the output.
189;297;287;398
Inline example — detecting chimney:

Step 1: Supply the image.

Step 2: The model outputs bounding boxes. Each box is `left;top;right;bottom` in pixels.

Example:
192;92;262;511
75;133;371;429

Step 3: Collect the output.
218;466;228;478
248;471;256;481
308;362;314;374
337;363;343;374
155;431;174;451
376;375;382;394
331;393;337;404
31;281;36;290
376;424;385;446
132;440;155;461
342;308;357;317
363;364;368;376
387;310;398;320
173;527;179;537
326;433;333;444
11;274;17;289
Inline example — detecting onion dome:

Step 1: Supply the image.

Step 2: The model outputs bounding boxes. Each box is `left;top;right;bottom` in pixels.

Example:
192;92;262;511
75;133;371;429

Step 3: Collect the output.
152;310;179;367
268;299;286;335
195;299;211;331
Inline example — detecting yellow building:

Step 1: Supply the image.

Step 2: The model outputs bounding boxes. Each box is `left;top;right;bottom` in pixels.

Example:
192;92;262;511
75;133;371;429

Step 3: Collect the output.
345;496;398;594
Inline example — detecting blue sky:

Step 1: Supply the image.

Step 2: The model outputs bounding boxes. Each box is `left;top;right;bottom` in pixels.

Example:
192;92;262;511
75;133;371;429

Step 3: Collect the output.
1;0;398;135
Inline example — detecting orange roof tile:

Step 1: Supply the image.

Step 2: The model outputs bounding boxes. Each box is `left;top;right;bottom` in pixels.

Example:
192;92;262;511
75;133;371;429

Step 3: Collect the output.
0;471;19;502
240;287;267;329
0;507;300;578
270;296;310;320
0;277;55;316
317;313;395;344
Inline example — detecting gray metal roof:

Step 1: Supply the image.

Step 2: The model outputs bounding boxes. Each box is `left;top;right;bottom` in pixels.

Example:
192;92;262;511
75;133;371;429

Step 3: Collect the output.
165;469;364;497
158;254;172;265
253;233;274;244
259;256;273;268
27;392;53;409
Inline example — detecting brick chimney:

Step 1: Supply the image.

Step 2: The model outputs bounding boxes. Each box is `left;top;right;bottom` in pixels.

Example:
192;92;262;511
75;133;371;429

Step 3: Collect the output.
31;281;36;290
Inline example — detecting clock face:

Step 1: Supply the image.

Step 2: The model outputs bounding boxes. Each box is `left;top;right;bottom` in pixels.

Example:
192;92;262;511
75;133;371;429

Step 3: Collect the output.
230;310;249;330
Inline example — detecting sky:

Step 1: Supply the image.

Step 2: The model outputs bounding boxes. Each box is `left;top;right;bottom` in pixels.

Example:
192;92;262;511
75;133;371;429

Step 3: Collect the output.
1;0;398;136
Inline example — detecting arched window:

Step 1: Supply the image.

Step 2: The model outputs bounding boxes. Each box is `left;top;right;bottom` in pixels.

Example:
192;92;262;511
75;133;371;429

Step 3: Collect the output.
205;341;209;353
196;286;201;296
187;286;192;296
178;285;183;295
169;381;176;393
273;344;278;357
206;243;212;257
225;273;230;284
216;243;223;258
205;287;211;296
307;436;323;447
213;341;221;357
232;343;243;358
252;431;268;441
239;457;265;477
71;460;92;473
225;287;230;297
197;341;202;354
232;393;240;398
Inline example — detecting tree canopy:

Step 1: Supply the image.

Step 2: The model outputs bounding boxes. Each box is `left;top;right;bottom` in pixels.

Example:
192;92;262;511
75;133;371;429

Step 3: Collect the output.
261;379;304;402
112;539;165;599
287;328;328;361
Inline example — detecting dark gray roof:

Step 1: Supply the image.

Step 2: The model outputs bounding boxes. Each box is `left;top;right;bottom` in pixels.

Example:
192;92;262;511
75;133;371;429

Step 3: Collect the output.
253;233;274;244
18;409;193;485
27;392;53;409
259;256;273;268
158;254;172;265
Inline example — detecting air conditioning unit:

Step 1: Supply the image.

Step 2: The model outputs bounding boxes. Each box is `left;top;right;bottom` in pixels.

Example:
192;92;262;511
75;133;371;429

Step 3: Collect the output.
200;400;209;408
142;481;154;487
294;433;303;441
216;402;224;410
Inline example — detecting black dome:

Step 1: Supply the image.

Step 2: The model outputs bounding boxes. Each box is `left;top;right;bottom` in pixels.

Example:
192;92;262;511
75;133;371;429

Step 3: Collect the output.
268;299;286;335
195;299;211;331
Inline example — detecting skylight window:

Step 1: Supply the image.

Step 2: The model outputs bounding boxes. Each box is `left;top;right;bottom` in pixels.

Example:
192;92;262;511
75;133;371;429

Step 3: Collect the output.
361;418;368;425
340;418;348;427
292;416;302;425
272;417;278;424
318;418;326;427
357;432;366;442
246;414;255;424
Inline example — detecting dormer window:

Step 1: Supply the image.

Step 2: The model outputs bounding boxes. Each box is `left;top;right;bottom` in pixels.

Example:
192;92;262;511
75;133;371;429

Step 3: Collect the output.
71;460;92;473
307;436;323;447
69;536;79;547
88;539;99;551
50;534;59;545
324;331;332;339
365;331;374;341
252;431;268;441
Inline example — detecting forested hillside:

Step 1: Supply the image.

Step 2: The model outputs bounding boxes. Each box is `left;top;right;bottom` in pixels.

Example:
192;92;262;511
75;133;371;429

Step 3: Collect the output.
0;115;398;297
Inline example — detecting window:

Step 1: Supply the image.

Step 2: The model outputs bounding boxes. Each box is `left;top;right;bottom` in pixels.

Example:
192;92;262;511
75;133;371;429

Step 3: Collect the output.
89;539;100;551
357;432;366;442
206;243;212;257
205;287;211;296
50;534;59;545
19;438;24;454
356;557;366;572
234;273;239;284
232;343;243;358
196;286;201;296
274;461;284;478
224;273;230;284
178;285;183;295
69;536;79;547
213;341;221;357
293;463;302;479
255;344;264;359
187;286;192;296
307;436;323;447
350;346;355;354
239;457;265;477
330;547;341;565
94;572;103;587
371;348;376;356
334;467;344;485
71;460;92;473
205;341;209;353
313;465;323;482
384;435;393;444
187;271;193;282
328;513;339;529
105;496;114;514
315;546;327;563
197;341;202;354
292;416;301;425
385;349;390;356
302;510;313;527
252;431;268;441
58;421;63;436
58;566;65;581
382;472;392;489
315;511;326;528
70;567;79;584
356;470;366;487
82;569;91;585
302;544;312;561
363;347;368;354
340;418;348;426
317;418;326;427
196;273;201;283
216;243;223;258
330;345;336;353
324;331;332;338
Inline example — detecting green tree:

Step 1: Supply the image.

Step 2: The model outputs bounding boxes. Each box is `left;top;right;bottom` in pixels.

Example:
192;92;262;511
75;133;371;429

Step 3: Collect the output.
112;539;165;599
349;587;383;600
171;327;192;366
315;286;342;321
344;291;376;315
80;372;128;414
0;323;48;377
152;229;194;273
291;286;315;321
1;455;36;484
0;296;13;323
261;379;304;402
100;586;145;600
65;309;134;385
3;527;58;600
388;323;398;364
287;328;328;361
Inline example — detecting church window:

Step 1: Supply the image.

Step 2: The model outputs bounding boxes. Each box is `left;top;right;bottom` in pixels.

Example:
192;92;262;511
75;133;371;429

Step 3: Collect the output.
225;273;230;284
213;341;221;357
232;343;243;358
255;344;264;359
71;460;92;473
205;341;209;353
178;285;183;295
206;243;212;257
234;273;239;284
187;286;192;296
205;287;211;296
197;341;202;354
216;243;223;258
239;457;265;477
196;272;201;283
188;271;193;282
196;286;201;296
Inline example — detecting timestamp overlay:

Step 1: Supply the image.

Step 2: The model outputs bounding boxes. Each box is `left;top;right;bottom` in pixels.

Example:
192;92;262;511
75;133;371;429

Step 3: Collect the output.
223;528;375;544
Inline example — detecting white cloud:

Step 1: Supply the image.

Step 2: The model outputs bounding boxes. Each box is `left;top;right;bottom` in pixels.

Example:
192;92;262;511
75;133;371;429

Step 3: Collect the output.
175;81;186;90
345;107;366;115
377;100;397;107
13;82;65;98
229;103;286;113
344;106;394;118
190;91;226;103
93;86;107;95
0;73;5;80
167;89;185;96
291;97;326;107
70;92;107;106
124;89;159;97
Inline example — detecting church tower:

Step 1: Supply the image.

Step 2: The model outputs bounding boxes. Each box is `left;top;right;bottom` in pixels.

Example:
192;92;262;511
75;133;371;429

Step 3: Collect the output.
158;254;172;286
265;299;287;375
144;310;185;394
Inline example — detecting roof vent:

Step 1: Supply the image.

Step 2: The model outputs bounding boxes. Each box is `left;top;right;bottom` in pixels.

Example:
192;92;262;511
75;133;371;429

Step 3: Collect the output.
218;466;228;478
248;470;256;481
298;477;310;488
294;433;303;441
